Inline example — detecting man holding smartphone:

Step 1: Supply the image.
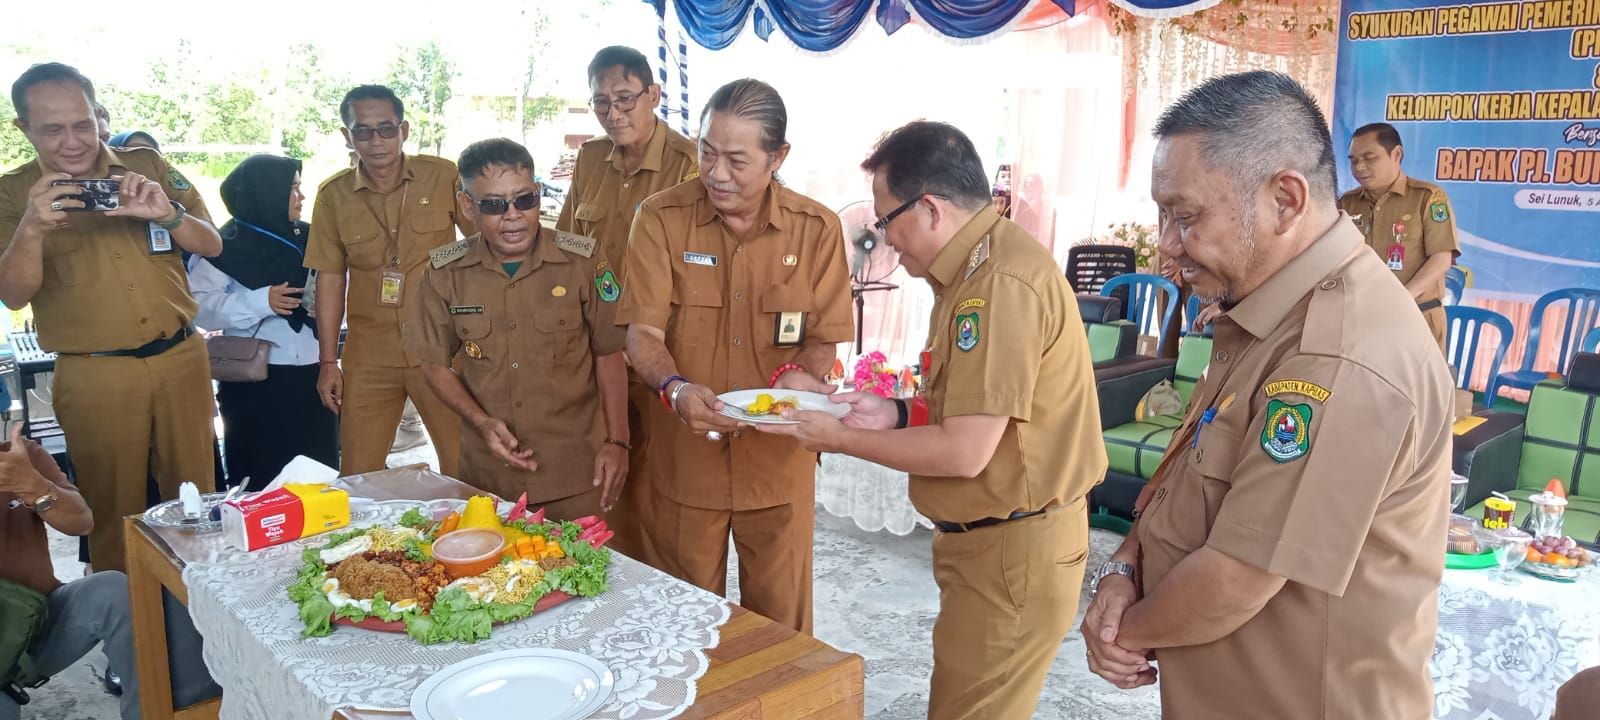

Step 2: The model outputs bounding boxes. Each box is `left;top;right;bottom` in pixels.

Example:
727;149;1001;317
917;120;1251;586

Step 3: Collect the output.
305;85;475;478
0;62;223;572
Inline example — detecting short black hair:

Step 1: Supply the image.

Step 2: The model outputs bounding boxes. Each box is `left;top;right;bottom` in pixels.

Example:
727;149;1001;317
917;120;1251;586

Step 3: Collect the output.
587;46;656;90
340;85;404;127
1353;122;1403;152
458;138;535;193
861;121;990;211
11;62;96;123
1154;70;1338;203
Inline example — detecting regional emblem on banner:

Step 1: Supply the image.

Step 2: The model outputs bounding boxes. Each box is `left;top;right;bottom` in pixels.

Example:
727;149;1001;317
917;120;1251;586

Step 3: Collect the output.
955;312;980;351
1261;399;1312;462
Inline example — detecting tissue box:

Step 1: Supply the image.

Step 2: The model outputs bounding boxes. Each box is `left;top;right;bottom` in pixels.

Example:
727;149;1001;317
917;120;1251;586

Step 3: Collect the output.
221;483;350;551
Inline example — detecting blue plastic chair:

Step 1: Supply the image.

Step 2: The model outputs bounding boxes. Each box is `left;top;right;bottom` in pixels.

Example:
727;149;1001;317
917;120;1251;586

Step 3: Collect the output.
1488;288;1600;406
1100;273;1180;355
1445;306;1512;395
1444;266;1467;306
1584;326;1600;354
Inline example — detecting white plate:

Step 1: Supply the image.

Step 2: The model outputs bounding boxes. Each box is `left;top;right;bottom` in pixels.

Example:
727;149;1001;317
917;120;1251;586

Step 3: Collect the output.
411;648;614;720
716;389;851;425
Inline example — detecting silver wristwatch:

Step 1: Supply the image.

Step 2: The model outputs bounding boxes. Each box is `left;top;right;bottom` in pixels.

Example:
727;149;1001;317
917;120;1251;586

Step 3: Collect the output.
1089;560;1136;595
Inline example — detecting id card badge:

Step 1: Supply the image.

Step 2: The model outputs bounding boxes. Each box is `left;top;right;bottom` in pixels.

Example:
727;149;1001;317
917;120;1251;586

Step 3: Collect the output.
302;268;318;315
379;268;405;306
1387;242;1405;271
147;223;174;255
773;311;806;347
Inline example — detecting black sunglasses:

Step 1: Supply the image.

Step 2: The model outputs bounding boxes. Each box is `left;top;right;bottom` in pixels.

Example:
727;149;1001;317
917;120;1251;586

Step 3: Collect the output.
873;193;948;232
471;191;540;216
348;124;401;141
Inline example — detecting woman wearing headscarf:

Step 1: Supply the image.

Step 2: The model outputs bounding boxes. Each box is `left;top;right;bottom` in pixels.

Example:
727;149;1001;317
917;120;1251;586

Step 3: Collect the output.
107;130;160;152
189;155;337;490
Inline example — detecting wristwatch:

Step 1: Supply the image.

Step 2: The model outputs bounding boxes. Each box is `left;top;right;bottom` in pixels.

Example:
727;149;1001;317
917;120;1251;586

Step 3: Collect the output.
1089;560;1137;595
25;492;57;514
157;201;186;232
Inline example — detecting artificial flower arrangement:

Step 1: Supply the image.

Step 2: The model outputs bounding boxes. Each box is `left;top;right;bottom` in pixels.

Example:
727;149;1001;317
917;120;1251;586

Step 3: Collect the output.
851;351;917;398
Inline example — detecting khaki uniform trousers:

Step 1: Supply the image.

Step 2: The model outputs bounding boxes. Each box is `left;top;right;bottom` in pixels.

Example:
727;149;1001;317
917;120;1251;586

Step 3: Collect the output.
646;486;814;634
339;363;460;478
53;334;216;572
928;502;1088;720
1424;305;1448;356
600;380;657;563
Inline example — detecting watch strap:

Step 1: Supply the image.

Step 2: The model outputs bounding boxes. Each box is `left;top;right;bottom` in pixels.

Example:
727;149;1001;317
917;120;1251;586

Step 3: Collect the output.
158;201;186;231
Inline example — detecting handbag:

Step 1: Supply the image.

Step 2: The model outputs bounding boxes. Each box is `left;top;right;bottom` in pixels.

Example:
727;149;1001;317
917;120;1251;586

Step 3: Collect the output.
207;319;274;383
0;577;49;703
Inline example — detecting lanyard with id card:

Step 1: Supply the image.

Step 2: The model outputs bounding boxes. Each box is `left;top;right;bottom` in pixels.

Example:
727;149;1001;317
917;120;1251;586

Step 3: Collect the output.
1387;222;1406;272
147;222;175;255
367;182;410;307
379;260;405;307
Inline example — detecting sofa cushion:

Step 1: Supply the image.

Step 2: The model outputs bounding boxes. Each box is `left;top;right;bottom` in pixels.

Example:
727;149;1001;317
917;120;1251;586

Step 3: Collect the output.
1087;321;1136;364
1104;414;1181;479
1517;381;1600;501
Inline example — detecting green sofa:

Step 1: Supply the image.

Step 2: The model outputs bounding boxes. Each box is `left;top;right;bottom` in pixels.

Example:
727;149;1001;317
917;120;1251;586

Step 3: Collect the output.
1089;334;1212;518
1464;373;1600;543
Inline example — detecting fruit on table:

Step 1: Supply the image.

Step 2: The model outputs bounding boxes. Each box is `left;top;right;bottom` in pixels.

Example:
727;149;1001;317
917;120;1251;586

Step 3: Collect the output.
1545;479;1567;499
1529;535;1592;567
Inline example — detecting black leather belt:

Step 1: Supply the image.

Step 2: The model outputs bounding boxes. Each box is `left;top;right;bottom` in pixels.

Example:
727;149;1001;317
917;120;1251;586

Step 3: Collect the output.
933;506;1051;533
87;326;194;359
1417;299;1442;312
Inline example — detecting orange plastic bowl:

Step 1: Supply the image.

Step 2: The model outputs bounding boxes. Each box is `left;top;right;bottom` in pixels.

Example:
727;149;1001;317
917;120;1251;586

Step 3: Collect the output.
431;528;506;579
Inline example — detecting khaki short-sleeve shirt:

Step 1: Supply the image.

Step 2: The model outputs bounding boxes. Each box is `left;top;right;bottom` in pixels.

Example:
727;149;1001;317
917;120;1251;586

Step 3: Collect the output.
409;227;625;501
304;155;475;367
911;207;1106;522
555;118;699;279
1338;172;1459;302
0;146;213;353
1137;217;1454;719
616;180;854;510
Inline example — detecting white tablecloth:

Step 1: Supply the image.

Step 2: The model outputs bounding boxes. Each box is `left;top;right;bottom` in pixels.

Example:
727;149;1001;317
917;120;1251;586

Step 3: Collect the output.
1432;567;1600;720
179;502;731;720
816;453;930;535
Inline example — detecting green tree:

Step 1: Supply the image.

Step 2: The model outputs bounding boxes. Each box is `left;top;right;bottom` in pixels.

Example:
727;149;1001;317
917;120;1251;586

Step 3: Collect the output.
278;43;347;160
387;41;455;155
0;94;33;169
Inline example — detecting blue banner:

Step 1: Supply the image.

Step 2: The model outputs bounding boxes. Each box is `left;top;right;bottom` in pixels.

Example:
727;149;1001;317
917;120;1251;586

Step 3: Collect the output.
1333;0;1600;299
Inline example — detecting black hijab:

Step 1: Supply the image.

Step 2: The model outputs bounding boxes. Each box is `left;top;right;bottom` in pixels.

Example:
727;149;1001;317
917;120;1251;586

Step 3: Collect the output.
210;155;315;335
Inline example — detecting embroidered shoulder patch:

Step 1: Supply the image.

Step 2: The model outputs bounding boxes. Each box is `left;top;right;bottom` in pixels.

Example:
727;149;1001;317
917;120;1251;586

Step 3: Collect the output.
955;312;981;351
1264;380;1331;404
1261;399;1312;462
168;169;192;191
956;298;986;312
429;240;470;268
554;230;597;258
1430;201;1449;223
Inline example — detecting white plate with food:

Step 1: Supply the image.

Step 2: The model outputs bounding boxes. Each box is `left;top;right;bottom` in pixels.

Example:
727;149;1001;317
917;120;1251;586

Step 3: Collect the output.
410;648;614;720
715;389;851;425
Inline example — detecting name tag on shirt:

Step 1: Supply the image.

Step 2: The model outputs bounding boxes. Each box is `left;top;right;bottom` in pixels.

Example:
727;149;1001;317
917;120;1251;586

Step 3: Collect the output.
147;223;174;255
449;305;485;315
684;252;718;267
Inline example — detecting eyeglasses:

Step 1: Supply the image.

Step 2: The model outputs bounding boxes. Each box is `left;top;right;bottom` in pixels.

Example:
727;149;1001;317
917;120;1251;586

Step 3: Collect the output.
873;194;947;232
348;124;401;141
471;192;540;216
589;92;645;116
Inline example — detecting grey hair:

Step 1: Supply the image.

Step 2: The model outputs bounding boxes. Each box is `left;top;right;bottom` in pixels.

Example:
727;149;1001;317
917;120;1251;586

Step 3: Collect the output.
699;79;788;154
1154;71;1337;203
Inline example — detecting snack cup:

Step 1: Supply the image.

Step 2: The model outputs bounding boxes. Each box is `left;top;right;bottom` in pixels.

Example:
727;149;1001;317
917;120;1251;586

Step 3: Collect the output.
431;528;506;578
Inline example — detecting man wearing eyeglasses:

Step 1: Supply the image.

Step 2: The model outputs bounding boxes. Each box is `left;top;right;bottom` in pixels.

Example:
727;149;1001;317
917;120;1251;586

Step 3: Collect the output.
305;85;474;477
410;138;629;519
619;79;853;633
555;46;698;562
758;121;1104;718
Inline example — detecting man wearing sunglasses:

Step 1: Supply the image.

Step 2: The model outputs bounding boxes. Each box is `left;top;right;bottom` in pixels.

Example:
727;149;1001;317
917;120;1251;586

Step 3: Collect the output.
758;121;1105;718
554;46;699;564
410;139;629;520
619;79;853;634
305;85;475;478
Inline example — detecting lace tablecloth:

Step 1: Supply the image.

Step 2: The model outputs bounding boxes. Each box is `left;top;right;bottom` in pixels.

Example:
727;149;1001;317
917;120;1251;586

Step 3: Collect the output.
178;503;730;720
816;453;931;535
1432;567;1600;720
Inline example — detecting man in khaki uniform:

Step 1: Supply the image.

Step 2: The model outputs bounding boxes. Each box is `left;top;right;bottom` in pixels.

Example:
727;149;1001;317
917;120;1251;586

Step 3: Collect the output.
411;139;630;519
555;45;698;557
765;121;1105;719
305;85;474;477
1081;72;1452;720
1340;122;1458;353
0;63;222;571
619;79;853;633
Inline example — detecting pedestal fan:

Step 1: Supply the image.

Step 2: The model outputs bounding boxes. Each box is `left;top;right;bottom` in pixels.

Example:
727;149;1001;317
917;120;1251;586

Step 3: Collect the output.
838;201;900;355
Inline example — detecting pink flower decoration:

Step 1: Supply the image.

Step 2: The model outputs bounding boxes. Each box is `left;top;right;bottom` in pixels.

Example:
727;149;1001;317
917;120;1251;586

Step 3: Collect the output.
851;352;898;398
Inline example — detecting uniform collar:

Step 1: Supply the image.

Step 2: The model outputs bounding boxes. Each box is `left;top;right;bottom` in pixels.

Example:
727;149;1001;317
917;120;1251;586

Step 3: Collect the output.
928;206;1001;287
459;226;569;275
605;117;670;176
1224;214;1363;340
691;180;787;232
1361;171;1410;203
353;155;416;192
90;144;126;178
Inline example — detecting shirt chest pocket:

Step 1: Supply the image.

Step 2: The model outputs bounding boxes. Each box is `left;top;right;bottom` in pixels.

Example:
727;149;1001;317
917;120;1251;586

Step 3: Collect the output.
45;244;90;287
452;315;495;363
573;202;606;233
671;281;724;345
533;305;584;364
761;286;813;343
1147;426;1242;554
345;232;387;272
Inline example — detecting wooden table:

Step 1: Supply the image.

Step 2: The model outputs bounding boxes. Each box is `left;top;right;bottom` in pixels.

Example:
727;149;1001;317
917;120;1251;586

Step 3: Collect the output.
124;516;863;720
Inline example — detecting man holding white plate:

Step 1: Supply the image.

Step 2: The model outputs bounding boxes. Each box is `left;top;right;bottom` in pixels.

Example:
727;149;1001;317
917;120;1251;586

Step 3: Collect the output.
618;78;852;633
759;121;1106;719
